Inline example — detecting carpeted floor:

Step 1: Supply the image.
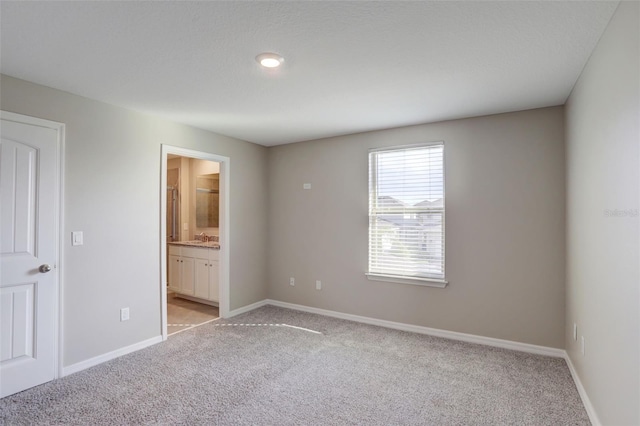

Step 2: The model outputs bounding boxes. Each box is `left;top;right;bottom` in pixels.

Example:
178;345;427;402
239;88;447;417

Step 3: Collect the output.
0;306;589;425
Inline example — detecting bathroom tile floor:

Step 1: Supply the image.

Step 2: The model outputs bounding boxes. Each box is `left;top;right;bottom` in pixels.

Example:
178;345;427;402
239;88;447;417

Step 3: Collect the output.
167;292;219;335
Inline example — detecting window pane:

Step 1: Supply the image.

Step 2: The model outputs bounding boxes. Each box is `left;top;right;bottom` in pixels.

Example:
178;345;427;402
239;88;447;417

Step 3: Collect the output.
374;145;443;206
369;144;445;280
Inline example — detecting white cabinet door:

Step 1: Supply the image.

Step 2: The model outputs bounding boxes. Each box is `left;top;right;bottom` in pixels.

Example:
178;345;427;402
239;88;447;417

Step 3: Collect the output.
181;257;195;295
168;254;181;292
194;258;209;299
168;246;218;302
0;116;59;398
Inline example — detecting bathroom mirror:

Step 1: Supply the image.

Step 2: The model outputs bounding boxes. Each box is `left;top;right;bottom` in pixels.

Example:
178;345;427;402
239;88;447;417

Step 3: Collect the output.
196;173;219;228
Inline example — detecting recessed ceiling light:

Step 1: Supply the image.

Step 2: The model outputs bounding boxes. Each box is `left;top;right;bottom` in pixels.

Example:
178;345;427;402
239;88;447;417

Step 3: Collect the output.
256;52;284;68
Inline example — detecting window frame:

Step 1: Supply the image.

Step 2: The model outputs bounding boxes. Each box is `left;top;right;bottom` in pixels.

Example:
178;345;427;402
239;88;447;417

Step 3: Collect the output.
366;142;448;288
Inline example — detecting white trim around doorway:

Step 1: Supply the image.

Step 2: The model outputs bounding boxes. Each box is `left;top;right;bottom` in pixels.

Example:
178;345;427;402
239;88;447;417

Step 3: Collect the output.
160;145;231;341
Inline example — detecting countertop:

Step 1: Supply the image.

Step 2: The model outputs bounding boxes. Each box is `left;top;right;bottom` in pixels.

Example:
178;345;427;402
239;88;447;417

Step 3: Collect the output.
168;240;220;250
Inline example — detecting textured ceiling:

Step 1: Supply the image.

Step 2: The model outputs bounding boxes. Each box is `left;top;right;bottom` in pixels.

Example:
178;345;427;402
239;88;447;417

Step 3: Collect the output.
0;1;618;146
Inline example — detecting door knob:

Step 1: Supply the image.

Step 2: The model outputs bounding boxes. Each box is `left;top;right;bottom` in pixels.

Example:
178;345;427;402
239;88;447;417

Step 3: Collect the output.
39;264;52;273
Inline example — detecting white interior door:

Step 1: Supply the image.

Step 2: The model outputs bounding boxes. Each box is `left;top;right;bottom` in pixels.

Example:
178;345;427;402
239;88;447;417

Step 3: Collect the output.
0;113;60;398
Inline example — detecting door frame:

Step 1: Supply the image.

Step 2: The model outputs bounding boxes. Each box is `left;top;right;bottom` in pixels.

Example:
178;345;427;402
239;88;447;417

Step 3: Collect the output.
0;110;65;380
160;145;230;340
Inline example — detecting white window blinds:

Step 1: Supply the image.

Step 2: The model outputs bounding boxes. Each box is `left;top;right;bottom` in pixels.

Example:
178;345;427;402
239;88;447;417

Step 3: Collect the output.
368;143;445;282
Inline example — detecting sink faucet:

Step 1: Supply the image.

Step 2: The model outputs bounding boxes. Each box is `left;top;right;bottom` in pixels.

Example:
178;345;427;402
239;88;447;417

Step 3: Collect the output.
198;232;209;242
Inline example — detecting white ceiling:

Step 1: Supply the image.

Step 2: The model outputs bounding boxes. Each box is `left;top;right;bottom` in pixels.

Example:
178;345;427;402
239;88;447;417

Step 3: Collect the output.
0;1;618;146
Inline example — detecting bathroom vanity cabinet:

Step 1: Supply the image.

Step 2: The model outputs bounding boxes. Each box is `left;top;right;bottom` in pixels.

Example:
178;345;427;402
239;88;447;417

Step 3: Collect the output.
168;244;219;303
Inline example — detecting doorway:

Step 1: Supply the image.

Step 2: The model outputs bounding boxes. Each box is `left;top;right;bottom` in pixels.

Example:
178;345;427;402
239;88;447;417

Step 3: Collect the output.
160;146;230;341
165;154;220;335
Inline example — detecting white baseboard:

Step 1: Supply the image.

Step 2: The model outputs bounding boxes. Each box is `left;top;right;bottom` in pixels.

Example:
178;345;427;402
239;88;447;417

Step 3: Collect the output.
262;299;565;358
226;299;269;318
564;353;601;426
61;336;163;377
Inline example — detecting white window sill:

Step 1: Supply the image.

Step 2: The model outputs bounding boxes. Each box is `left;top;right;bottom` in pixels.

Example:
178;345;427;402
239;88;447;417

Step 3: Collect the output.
366;273;448;288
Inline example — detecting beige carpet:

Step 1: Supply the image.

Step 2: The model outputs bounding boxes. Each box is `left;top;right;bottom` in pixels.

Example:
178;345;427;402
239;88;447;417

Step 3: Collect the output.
167;292;219;335
0;306;589;425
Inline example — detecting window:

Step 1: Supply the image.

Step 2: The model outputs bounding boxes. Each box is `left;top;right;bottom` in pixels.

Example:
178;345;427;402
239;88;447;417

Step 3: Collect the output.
367;143;446;286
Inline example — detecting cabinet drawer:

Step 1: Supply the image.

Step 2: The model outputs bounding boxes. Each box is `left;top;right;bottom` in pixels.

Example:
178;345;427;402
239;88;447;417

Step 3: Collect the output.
168;245;181;256
182;247;210;259
209;250;219;261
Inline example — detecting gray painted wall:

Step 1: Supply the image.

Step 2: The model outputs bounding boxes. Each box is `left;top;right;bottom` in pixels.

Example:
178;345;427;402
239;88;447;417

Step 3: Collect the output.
268;106;566;348
0;75;269;366
565;2;639;425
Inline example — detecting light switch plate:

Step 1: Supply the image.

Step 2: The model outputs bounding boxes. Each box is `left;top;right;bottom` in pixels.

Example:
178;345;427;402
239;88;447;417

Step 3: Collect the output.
303;183;311;190
72;231;83;246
